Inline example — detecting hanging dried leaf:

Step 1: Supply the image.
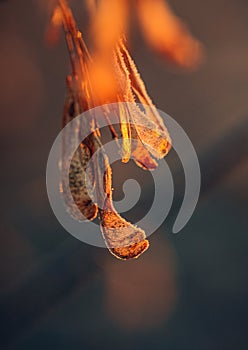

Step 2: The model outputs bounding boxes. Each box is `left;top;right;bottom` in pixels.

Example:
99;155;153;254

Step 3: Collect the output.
61;76;98;221
52;0;150;259
114;38;171;165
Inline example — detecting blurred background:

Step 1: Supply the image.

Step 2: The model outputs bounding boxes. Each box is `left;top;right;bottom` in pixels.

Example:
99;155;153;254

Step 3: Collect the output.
0;0;247;349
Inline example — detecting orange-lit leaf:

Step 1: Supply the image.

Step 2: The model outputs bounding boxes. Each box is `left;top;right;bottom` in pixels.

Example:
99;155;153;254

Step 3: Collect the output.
61;77;98;221
115;39;171;162
45;5;63;46
136;0;203;69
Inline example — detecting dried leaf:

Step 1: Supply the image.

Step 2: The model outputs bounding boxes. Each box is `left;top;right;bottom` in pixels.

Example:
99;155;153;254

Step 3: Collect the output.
114;39;171;164
61;76;98;221
92;140;149;260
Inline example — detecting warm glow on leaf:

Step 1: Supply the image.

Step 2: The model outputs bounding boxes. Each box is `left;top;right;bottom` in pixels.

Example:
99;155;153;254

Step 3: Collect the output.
114;39;171;164
87;58;117;103
88;0;128;102
45;5;63;46
119;104;131;163
136;0;203;69
90;0;128;53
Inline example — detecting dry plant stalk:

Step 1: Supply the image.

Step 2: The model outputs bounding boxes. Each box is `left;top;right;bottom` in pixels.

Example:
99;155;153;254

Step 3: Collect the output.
48;0;200;259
